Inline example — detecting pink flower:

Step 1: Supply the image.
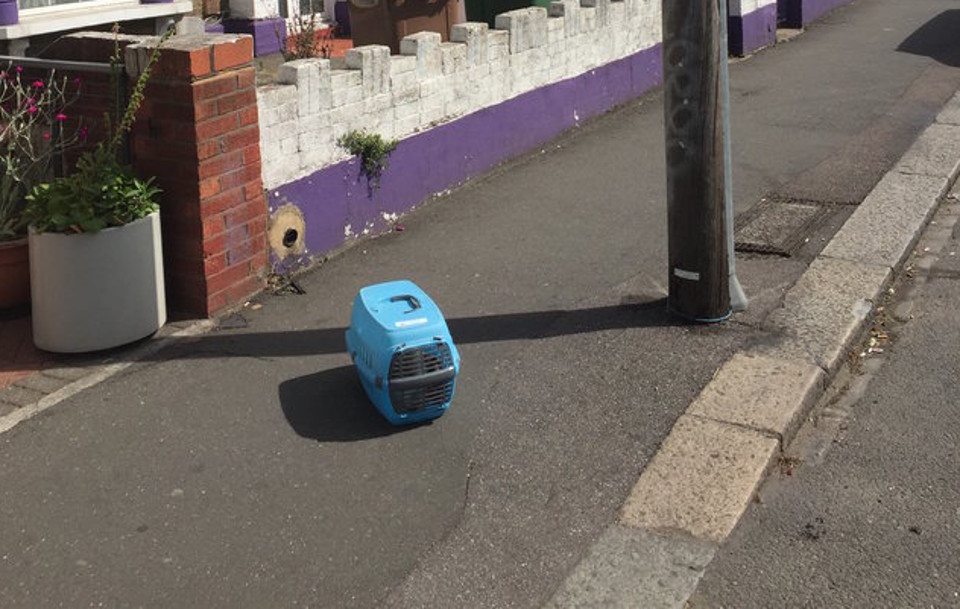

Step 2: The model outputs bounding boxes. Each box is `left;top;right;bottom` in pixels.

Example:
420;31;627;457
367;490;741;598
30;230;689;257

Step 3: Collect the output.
56;113;67;122
26;98;35;105
15;66;22;73
32;80;44;89
27;106;37;114
42;132;50;141
73;76;82;86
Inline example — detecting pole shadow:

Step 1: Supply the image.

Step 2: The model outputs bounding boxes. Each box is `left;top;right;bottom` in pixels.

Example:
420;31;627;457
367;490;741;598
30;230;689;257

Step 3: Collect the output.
156;298;674;361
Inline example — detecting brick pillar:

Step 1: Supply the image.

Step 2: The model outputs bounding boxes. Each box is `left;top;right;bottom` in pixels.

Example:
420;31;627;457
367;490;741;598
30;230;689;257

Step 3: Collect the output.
125;34;268;316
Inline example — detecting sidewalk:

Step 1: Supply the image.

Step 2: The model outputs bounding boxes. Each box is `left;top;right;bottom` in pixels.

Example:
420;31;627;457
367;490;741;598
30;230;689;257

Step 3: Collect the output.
689;181;960;608
0;313;51;398
0;312;208;424
1;1;959;607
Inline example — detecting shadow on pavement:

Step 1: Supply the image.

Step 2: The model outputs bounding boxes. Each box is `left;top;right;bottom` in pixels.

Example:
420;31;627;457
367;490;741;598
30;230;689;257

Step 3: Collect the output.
898;10;960;68
166;299;674;360
269;300;669;441
278;365;422;441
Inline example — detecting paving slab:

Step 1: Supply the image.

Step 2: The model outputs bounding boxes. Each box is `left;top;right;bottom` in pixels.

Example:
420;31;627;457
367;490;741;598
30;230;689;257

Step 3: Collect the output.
12;373;68;395
936;92;960;125
687;352;824;442
0;384;45;409
762;256;890;373
820;171;947;270
619;415;779;543
894;123;960;180
41;366;96;382
544;526;716;609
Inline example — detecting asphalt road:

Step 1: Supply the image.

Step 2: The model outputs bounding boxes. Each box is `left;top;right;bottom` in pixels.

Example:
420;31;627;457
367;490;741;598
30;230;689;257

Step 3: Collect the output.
1;1;959;606
689;187;960;608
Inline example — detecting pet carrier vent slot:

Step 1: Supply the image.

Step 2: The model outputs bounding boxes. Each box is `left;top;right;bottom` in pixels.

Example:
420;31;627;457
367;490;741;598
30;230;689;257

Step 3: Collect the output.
389;344;453;380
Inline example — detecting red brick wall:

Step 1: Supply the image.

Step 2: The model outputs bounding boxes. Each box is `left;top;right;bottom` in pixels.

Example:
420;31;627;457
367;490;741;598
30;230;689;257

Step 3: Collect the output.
43;33;268;317
42;33;143;160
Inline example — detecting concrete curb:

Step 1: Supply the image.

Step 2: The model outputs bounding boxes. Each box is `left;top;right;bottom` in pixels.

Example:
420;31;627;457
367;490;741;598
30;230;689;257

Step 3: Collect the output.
0;319;215;436
547;90;960;608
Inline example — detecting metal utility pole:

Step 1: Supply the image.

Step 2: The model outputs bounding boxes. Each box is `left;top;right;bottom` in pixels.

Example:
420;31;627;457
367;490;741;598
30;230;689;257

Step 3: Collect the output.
662;0;731;322
719;0;749;312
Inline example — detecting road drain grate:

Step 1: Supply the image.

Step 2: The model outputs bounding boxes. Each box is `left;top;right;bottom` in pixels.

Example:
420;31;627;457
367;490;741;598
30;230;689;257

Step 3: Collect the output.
735;198;832;256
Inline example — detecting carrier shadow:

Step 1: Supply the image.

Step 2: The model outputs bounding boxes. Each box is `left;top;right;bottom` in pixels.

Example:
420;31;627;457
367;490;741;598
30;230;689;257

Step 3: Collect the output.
275;299;670;441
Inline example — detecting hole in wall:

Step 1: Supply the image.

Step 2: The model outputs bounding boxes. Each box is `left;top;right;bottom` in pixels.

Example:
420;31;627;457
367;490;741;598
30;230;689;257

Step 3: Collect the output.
283;228;299;249
268;203;306;260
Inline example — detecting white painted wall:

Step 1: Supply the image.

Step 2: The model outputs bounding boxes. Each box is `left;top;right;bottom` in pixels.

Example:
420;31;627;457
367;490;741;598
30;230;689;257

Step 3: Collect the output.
728;0;777;18
230;0;282;20
257;0;662;189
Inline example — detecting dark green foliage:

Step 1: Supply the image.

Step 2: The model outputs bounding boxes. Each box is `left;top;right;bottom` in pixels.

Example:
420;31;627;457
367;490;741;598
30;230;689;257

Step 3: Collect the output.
23;24;171;234
337;130;398;187
23;144;160;233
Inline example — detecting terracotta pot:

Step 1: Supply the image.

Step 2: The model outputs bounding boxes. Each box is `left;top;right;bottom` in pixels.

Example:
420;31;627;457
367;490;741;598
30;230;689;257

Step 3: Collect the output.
0;237;30;310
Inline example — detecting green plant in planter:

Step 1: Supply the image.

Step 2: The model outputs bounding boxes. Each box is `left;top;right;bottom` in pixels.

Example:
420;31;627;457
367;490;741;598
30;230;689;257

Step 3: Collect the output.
23;26;170;234
337;129;398;188
23;145;160;233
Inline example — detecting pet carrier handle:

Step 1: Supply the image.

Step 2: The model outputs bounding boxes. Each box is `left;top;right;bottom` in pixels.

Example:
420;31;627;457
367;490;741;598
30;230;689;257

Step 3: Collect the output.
389;366;456;390
390;294;421;311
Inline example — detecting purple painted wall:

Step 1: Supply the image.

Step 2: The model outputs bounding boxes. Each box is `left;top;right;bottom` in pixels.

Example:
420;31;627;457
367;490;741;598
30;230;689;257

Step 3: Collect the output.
269;44;663;272
801;0;853;24
0;0;18;26
779;0;852;28
729;4;777;56
223;18;285;57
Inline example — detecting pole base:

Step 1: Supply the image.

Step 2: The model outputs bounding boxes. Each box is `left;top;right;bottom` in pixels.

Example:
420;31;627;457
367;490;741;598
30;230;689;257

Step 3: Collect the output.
668;305;733;324
730;274;748;312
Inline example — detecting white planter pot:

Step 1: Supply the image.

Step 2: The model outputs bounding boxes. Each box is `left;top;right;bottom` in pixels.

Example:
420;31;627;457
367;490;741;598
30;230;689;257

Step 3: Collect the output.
29;212;166;353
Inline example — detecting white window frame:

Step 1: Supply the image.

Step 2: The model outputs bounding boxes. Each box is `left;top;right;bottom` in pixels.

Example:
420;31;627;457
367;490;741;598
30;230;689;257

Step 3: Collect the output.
19;0;131;19
0;0;193;45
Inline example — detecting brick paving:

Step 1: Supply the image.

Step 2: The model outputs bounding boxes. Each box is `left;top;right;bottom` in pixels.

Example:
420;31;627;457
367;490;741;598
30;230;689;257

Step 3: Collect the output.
0;308;209;414
0;312;52;393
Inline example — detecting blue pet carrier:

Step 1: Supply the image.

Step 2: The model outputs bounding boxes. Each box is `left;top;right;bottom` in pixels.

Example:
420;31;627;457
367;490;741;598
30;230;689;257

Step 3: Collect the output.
345;280;461;425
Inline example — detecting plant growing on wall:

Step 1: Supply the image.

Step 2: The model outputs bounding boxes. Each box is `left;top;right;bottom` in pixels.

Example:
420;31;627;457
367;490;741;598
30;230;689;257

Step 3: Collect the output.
337;130;398;188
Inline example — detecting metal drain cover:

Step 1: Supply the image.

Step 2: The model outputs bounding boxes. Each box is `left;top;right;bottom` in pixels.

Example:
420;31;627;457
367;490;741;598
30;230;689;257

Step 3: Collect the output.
735;199;829;256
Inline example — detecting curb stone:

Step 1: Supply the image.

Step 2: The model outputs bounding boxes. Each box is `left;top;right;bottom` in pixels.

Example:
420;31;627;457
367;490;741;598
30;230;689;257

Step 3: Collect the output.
685;352;824;444
0;319;215;436
547;90;960;608
760;256;891;374
545;526;716;609
619;415;780;543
